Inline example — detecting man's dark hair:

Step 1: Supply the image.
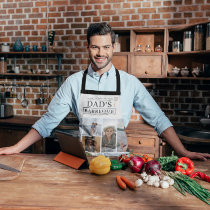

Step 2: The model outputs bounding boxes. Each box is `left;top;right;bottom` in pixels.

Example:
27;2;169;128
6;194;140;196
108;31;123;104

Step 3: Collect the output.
87;22;116;46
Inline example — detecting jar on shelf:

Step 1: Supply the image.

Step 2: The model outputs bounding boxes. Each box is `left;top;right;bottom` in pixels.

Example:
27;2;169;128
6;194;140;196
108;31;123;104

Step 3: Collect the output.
115;34;121;52
206;22;210;50
155;44;162;52
1;43;10;52
134;44;142;52
172;41;182;52
145;44;152;52
183;31;192;51
0;57;7;73
194;24;204;51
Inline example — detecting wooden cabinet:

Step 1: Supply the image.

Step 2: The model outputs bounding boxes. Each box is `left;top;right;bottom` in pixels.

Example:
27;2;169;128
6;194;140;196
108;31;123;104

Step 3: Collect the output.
125;122;162;158
112;21;210;79
167;21;210;79
113;28;167;78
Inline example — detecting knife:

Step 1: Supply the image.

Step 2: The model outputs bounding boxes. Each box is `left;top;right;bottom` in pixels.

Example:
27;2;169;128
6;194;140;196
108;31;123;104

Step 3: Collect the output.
0;163;21;173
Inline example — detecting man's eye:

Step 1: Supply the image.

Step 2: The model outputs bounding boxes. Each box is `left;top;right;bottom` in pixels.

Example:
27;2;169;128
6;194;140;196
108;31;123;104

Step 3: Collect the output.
104;46;110;49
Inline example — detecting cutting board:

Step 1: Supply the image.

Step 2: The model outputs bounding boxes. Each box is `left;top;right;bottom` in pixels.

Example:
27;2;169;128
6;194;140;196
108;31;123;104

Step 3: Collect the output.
0;155;25;181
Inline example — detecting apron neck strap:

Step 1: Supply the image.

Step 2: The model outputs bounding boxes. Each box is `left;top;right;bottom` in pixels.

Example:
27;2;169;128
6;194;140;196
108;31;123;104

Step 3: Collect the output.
81;68;121;95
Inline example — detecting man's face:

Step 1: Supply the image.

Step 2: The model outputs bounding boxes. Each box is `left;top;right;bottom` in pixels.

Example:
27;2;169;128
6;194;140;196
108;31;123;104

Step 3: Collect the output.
88;34;115;72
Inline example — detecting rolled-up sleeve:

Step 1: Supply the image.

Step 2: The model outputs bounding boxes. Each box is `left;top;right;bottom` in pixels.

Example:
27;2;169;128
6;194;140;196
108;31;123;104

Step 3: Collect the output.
133;79;172;135
32;77;73;138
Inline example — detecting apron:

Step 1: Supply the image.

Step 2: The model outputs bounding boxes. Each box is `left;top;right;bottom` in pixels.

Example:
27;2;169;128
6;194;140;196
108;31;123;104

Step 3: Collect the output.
79;68;128;156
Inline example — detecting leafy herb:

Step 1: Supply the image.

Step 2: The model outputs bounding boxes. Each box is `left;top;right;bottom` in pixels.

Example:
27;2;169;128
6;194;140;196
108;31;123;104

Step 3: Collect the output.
157;151;178;171
165;171;210;205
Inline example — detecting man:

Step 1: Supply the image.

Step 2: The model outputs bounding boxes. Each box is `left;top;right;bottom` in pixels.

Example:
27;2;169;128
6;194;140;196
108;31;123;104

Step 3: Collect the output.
0;22;209;160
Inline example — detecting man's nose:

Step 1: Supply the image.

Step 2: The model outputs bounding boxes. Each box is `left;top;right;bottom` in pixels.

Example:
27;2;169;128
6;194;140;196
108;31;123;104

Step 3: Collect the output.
96;47;105;56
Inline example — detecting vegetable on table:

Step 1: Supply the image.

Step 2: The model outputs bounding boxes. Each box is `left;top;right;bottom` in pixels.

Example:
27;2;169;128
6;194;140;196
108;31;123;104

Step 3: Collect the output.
111;160;126;170
128;156;144;173
119;154;133;165
165;171;210;205
145;160;161;175
89;155;111;175
142;154;153;163
175;157;194;175
120;176;136;190
116;175;126;190
157;151;178;171
190;172;210;183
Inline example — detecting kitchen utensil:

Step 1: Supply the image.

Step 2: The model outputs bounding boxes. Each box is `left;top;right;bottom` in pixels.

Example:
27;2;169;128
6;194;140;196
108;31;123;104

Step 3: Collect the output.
21;87;28;108
0;163;21;173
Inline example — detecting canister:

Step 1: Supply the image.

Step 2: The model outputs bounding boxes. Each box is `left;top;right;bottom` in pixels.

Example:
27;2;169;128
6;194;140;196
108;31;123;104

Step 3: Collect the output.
183;31;192;51
1;43;10;52
206;23;210;50
194;24;204;51
172;41;182;52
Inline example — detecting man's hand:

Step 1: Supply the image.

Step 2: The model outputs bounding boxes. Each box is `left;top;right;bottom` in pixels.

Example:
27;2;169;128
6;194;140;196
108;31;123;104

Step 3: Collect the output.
0;145;19;155
182;151;210;161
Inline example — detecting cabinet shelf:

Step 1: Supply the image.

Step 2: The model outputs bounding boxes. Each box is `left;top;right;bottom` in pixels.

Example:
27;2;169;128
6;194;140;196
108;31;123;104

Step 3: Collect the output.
0;72;64;78
167;50;210;55
166;76;210;80
0;52;62;56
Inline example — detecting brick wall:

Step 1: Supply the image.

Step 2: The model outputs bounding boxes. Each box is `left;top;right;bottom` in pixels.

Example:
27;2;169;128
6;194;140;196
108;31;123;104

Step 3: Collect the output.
0;0;210;126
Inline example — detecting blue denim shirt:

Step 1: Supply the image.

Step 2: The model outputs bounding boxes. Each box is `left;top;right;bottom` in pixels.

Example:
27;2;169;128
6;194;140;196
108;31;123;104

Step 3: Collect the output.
33;65;172;138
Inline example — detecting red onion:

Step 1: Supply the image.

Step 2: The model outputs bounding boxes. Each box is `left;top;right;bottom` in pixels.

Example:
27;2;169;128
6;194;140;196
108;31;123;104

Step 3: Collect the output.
145;160;161;175
128;156;144;173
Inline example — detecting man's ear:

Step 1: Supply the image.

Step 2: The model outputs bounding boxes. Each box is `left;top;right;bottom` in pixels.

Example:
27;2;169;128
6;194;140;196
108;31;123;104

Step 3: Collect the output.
113;43;116;52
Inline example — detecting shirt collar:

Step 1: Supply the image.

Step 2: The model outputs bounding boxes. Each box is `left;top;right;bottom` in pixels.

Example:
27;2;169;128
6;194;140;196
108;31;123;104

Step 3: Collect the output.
87;64;116;78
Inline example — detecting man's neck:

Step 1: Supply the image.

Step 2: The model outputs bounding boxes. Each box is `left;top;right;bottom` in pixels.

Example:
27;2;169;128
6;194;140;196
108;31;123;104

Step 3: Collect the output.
91;63;112;77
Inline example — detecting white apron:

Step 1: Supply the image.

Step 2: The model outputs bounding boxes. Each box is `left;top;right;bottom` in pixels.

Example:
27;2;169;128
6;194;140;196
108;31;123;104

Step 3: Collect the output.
79;68;128;156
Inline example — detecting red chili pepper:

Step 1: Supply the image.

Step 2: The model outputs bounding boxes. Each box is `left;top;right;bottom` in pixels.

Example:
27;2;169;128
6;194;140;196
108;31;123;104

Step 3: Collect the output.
119;154;133;164
190;172;210;183
175;157;194;175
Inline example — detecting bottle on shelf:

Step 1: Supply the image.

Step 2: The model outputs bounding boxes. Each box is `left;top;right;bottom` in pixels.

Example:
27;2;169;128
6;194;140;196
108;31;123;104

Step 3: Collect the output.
134;44;142;52
155;44;163;52
0;57;7;73
115;34;121;52
194;24;204;51
206;22;210;51
183;31;192;51
145;44;152;52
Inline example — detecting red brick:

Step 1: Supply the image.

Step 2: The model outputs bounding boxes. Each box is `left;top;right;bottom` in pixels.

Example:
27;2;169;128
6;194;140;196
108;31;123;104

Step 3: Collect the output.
81;11;97;16
63;12;79;17
127;21;145;27
179;6;199;12
29;14;43;19
163;1;172;6
153;1;161;7
103;4;111;9
184;13;192;18
143;2;150;7
24;20;30;24
32;8;39;13
20;25;34;30
195;12;204;17
158;7;176;13
110;22;125;27
89;0;105;3
107;0;124;2
100;10;116;15
167;19;186;25
174;0;182;5
132;15;139;20
85;5;93;10
122;16;130;21
16;9;23;13
8;9;15;14
123;3;131;8
40;19;47;24
142;14;150;19
3;3;17;8
201;5;210;10
58;7;65;12
152;14;160;19
53;1;69;6
94;5;101;10
71;23;87;28
35;2;47;7
12;14;26;19
173;13;182;18
74;18;82;22
147;20;165;26
118;9;135;15
19;2;33;7
93;16;101;22
4;26;18;30
138;8;156;13
67;6;74;11
24;8;31;13
185;0;193;4
84;17;91;22
189;18;209;24
102;16;110;21
49;13;61;18
70;0;86;4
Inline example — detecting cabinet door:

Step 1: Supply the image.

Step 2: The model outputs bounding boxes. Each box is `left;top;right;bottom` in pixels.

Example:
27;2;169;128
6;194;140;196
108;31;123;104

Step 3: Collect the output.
0;128;27;147
130;53;166;78
127;134;160;158
112;53;130;73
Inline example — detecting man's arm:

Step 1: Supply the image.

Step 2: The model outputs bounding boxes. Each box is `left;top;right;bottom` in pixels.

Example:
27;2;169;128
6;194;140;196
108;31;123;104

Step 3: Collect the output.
161;126;210;160
0;128;42;155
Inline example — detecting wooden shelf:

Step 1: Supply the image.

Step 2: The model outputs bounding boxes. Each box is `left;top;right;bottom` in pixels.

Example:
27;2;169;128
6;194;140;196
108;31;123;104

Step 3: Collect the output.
167;50;210;55
0;72;64;78
0;52;62;55
166;76;210;80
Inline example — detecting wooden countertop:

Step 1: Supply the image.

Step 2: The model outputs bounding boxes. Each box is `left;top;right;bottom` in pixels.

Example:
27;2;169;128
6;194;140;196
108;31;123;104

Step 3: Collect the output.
0;116;39;127
0;154;209;209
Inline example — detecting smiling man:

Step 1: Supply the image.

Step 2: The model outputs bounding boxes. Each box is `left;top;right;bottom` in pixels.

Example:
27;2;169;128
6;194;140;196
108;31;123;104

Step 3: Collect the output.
0;22;209;160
